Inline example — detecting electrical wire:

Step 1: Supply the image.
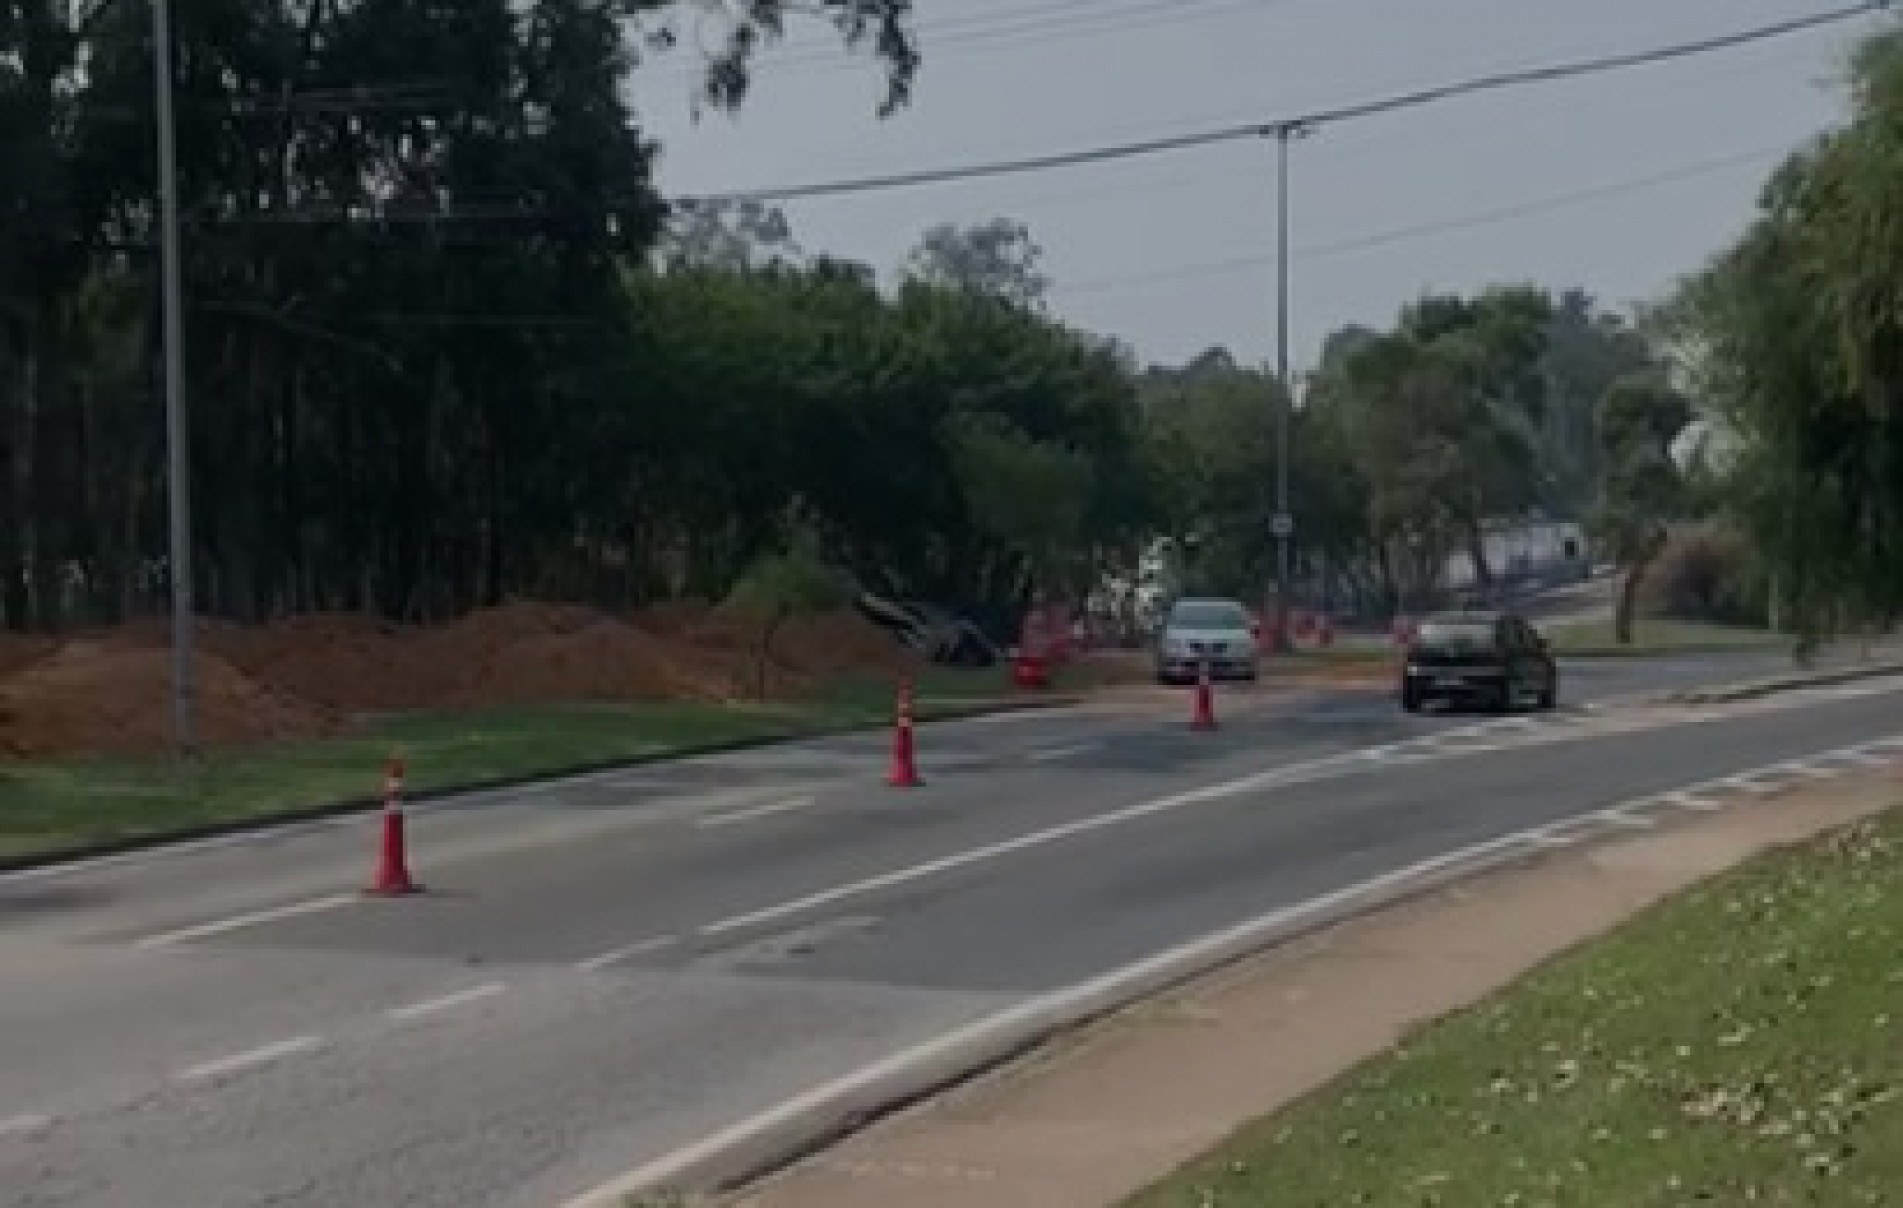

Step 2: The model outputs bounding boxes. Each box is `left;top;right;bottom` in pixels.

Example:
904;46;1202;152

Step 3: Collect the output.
1053;142;1802;296
675;1;1889;205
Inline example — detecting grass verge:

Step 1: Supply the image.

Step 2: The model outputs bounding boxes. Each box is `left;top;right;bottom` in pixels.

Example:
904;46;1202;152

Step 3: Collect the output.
0;665;1044;865
1126;807;1903;1207
1544;618;1786;658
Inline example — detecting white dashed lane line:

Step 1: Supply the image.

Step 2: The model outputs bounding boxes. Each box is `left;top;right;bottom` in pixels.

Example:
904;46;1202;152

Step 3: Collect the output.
134;893;360;950
174;1035;325;1086
0;1114;53;1140
387;983;507;1022
1026;743;1097;764
698;796;816;829
576;935;678;973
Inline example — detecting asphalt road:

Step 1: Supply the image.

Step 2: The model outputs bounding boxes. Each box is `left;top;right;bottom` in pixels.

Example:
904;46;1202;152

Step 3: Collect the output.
0;648;1895;1208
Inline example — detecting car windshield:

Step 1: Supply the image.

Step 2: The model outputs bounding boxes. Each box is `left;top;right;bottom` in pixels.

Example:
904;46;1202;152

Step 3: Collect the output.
1169;601;1249;630
1416;620;1497;648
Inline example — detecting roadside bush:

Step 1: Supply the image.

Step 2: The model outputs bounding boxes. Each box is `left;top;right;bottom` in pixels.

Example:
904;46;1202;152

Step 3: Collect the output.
1641;525;1765;625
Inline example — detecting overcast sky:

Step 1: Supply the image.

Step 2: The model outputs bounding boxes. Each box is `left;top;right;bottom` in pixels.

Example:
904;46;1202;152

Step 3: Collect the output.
627;0;1879;371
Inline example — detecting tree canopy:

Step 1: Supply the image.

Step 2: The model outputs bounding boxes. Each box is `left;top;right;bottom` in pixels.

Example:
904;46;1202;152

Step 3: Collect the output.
1664;21;1903;639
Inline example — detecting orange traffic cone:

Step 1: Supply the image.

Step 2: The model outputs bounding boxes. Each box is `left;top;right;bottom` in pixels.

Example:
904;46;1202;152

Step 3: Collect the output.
887;677;923;788
367;754;421;896
1191;661;1218;731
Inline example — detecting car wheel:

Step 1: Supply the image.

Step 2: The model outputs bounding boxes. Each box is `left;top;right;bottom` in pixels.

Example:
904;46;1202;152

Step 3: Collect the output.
1537;676;1557;711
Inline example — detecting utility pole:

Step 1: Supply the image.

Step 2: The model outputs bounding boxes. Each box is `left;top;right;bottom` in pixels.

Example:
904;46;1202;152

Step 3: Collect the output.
1266;120;1309;651
153;0;197;754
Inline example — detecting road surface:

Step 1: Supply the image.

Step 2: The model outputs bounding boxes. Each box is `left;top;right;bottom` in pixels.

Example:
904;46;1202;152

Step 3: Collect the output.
0;651;1895;1207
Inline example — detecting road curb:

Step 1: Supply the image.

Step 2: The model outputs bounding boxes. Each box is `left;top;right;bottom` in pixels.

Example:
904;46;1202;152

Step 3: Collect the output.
558;830;1565;1208
1662;658;1903;706
0;695;1085;877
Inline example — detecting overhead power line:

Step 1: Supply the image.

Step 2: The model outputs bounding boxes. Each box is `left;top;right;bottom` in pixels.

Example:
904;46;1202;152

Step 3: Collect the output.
1054;141;1800;296
677;1;1889;205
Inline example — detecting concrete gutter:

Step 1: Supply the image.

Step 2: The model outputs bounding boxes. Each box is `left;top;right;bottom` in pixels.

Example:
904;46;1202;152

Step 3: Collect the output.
1663;659;1903;706
560;827;1586;1207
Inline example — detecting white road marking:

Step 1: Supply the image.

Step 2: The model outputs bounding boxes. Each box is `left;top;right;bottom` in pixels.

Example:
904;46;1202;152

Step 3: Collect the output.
1724;774;1780;796
0;1114;52;1140
698;796;816;829
134;893;358;950
1664;790;1726;812
576;936;678;973
1523;828;1583;848
557;827;1554;1208
387;982;507;1021
174;1036;324;1085
1776;761;1843;780
1595;807;1657;829
1026;743;1096;764
1842;750;1895;768
697;752;1358;937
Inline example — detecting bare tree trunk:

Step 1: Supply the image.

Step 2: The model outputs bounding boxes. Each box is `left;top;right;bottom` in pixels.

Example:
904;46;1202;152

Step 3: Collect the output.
1613;528;1668;645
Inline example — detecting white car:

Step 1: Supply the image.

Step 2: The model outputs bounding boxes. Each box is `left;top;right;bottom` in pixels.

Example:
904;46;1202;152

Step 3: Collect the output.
1155;597;1260;684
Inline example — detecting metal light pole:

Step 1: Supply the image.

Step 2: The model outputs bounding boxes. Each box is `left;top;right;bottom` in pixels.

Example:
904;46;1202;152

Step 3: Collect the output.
153;0;197;753
1267;120;1309;650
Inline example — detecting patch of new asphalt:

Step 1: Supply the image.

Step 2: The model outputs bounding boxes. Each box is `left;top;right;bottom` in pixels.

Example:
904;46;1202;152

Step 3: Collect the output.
0;649;1862;1208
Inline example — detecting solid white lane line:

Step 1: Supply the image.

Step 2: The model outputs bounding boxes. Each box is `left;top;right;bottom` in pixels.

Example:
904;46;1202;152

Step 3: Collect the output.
697;758;1342;937
174;1036;324;1085
134;893;358;950
1523;828;1583;848
387;982;507;1021
576;936;678;973
699;796;817;829
1776;761;1843;779
0;1114;53;1140
1665;790;1726;813
1026;743;1096;764
559;827;1545;1208
1596;808;1657;829
1725;774;1781;796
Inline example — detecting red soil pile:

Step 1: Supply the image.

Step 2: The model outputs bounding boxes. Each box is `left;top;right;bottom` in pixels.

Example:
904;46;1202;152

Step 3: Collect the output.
0;639;338;758
0;599;915;758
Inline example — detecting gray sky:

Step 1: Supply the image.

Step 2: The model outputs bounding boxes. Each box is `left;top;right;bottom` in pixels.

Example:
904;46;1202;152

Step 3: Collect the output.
629;0;1878;371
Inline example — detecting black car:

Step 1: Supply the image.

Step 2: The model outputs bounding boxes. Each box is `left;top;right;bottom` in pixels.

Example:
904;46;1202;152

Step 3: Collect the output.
1399;610;1557;714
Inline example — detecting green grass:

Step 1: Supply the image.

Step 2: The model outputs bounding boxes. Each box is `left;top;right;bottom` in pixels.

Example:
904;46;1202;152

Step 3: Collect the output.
1544;618;1786;657
1126;808;1903;1207
0;665;1039;864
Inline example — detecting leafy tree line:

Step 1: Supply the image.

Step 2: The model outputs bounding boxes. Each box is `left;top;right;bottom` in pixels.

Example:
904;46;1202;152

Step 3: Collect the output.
0;0;1686;641
1660;20;1903;645
1150;286;1665;619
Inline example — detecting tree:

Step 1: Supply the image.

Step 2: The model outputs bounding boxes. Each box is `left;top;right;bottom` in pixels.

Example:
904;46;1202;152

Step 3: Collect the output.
660;199;804;272
1661;22;1903;644
942;411;1093;601
723;509;847;698
904;218;1049;309
1589;373;1692;644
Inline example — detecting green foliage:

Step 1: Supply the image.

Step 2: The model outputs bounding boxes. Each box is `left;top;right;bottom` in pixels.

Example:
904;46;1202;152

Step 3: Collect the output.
725;510;846;697
1642;525;1766;628
1665;20;1903;642
1587;371;1692;643
904;218;1050;309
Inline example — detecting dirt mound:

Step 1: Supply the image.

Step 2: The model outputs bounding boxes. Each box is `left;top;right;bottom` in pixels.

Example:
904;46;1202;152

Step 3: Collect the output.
208;612;428;714
433;612;732;706
773;610;919;677
0;639;337;758
0;635;55;681
0;599;919;759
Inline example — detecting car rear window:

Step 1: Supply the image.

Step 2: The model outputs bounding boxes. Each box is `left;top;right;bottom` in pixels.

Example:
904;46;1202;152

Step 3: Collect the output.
1169;601;1249;629
1416;620;1497;648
